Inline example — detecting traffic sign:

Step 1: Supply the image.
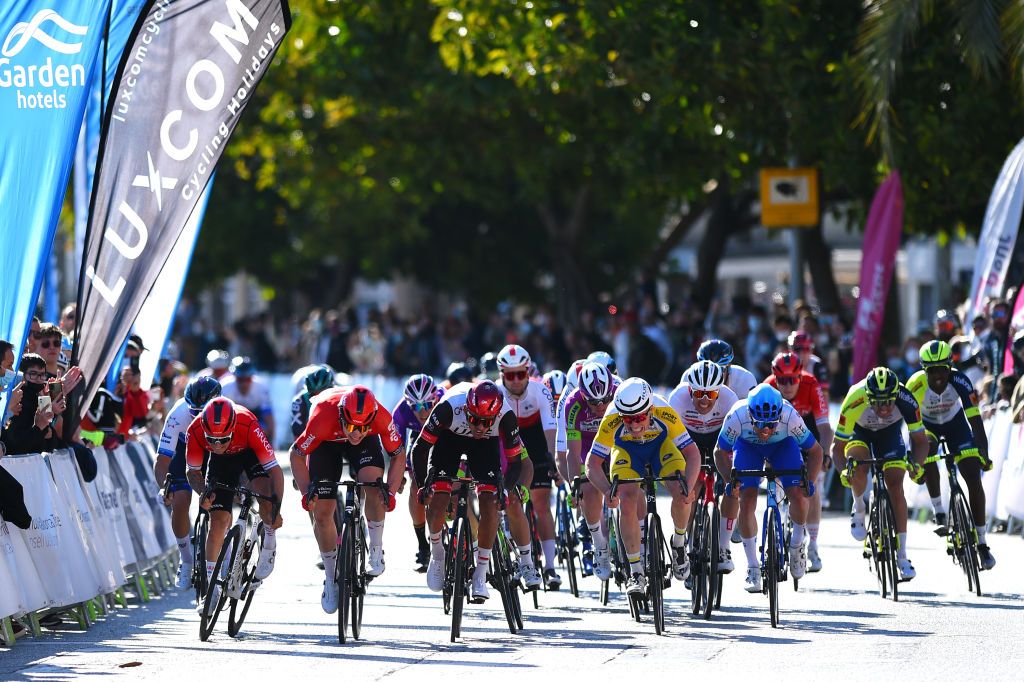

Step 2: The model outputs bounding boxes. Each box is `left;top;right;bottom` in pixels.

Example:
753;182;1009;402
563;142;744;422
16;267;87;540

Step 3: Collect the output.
759;167;819;227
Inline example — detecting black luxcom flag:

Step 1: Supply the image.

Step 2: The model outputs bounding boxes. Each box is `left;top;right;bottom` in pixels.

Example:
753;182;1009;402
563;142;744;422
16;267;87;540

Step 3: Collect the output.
74;0;290;411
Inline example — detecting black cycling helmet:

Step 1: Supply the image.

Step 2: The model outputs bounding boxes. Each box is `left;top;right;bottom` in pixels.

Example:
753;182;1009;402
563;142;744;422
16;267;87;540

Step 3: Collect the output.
446;361;474;385
478;352;500;380
865;367;900;405
184;376;222;412
697;339;734;367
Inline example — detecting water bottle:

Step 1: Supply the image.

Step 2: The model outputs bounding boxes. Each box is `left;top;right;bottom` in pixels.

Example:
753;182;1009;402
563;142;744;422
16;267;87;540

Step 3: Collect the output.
456;454;469;480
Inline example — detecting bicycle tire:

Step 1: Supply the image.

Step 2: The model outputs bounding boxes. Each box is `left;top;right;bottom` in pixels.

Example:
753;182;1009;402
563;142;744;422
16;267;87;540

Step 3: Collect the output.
950;488;981;596
352;520;366;640
561;500;580;598
228;523;263;637
705;504;720;620
868;491;887;599
765;508;779;628
879;490;899;602
335;521;352;644
526;502;542;607
451;521;469;642
647;515;665;635
442;520;456;615
689;504;707;616
498;525;524;629
200;526;238;641
191;511;210;607
491;534;518;634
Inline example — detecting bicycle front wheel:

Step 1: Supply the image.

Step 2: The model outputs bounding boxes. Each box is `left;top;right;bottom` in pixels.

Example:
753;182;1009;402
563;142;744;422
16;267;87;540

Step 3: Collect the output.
451;520;470;642
765;508;779;628
492;533;518;634
646;514;665;635
705;504;720;620
337;522;353;644
879;491;899;602
352;522;366;640
228;523;264;637
200;526;239;641
950;488;981;596
191;511;210;607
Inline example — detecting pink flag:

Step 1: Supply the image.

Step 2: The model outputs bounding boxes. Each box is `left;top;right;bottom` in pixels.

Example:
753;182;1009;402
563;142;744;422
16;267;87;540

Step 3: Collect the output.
853;172;904;382
1004;286;1024;374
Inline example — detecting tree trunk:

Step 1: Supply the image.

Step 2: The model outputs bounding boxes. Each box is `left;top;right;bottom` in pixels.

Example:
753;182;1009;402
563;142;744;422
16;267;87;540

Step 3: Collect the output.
693;186;735;314
799;221;842;314
538;187;593;328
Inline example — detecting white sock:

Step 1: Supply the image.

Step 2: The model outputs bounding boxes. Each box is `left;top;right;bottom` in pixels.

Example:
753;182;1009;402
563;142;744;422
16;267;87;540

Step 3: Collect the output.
807;523;819;545
262;526;276;550
176;535;191;564
976;525;987;545
542;539;557;570
206;560;216;580
429;531;444;558
720;517;734;548
742;536;758;567
931;496;945;515
588;521;608;551
517;544;533;568
671;527;687;548
897;533;907;559
367;520;384;547
791;524;806;546
853;495;866;514
475;547;491;576
321;550;337;579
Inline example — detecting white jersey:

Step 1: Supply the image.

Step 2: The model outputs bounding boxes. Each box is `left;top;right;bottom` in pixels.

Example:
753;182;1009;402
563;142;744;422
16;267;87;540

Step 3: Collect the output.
718;400;815;449
500;379;556;432
726;365;757;400
554;388;572;453
432;382;516;439
221;377;273;416
157;398;192;457
668;383;739;435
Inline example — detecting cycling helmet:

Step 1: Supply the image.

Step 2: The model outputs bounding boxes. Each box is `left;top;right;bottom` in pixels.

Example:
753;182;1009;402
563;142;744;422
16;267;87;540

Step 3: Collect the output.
184;376;222;412
787;331;814;353
304;365;335;395
746;384;783;424
496;344;531;371
478;352;500;380
919;340;953;368
771;352;803;377
201;397;236;438
543;370;568;399
864;367;900;404
684;360;725;392
404;373;437;404
446;362;474;385
466;380;504;418
579;362;614;402
696;339;734;367
340;385;378;427
613;377;652;416
206;349;229;370
935;309;959;337
586;350;617;375
231;356;255;378
565;359;586;390
529;361;542;379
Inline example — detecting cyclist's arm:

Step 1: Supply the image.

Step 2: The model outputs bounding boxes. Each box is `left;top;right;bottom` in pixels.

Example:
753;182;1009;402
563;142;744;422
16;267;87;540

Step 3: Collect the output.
586;412;619;496
184;426;208;494
680;440;701;497
410;401;453;487
377;410;406;494
831;386;864;471
897;388;928;466
952;372;989;458
714;408;741;480
585;451;612;498
154;451;170;484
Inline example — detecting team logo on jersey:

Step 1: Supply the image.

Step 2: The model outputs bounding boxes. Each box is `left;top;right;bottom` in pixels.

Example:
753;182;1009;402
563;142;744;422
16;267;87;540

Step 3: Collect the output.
661;453;672;462
615;458;628;466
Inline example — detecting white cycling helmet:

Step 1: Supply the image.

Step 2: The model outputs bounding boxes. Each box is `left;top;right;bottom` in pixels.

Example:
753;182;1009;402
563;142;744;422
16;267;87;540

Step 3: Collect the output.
614;377;652;416
497;344;531;371
404;373;437;404
579;362;614;402
683;360;725;392
543;370;568;398
565;359;586;390
206;349;229;370
586;350;617;375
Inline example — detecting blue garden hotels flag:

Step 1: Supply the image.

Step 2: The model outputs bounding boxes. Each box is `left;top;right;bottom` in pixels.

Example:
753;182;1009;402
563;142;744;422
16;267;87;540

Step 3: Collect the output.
0;3;109;360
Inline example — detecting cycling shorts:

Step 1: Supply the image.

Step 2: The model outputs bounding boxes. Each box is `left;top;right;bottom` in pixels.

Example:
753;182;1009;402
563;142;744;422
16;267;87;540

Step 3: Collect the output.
924;413;981;465
308;438;386;499
844;421;906;462
207;449;268;513
608;438;686;483
427;430;501;494
167;440;192;494
522;423;554;490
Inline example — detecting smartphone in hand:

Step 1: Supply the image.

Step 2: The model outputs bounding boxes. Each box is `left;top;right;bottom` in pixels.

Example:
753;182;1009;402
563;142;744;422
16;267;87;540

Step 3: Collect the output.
48;380;63;402
37;395;52;413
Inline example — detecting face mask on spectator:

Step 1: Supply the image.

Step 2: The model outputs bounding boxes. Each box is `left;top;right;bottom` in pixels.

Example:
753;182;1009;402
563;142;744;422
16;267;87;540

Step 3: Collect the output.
0;369;15;390
905;350;919;365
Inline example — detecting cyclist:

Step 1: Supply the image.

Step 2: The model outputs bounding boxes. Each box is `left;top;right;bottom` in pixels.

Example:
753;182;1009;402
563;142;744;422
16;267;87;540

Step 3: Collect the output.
442;362;475;390
411;380;532;602
196;349;231;381
154;376;222;589
586;378;700;596
392;373;442;572
698;339;757;399
832;367;929;582
788;331;830;396
906;341;996;570
478;352;500;381
291;365;336;440
185;397;284;606
587;350;618;375
935;309;960;343
221;356;275;443
714;384;823;592
668;360;738;572
554;360;587;459
496;344;562;589
764;352;833;573
555;362;618;580
543;370;568;403
290;385;406;612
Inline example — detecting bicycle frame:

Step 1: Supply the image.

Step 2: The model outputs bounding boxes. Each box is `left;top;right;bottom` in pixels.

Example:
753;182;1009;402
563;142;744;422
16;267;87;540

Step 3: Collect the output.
934;439;982;596
845;456;901;601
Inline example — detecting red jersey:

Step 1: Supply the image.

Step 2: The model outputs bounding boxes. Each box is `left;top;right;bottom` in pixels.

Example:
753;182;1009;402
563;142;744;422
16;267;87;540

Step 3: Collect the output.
185;404;278;471
765;372;829;426
293;387;403;457
118;387;150;435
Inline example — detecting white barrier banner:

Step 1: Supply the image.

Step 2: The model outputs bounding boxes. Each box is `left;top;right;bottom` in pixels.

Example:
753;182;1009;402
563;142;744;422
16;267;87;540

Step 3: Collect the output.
0;516;24;618
48;450;125;592
982;410;1013;517
89;448;138;570
107;447;164;564
123;441;176;552
998;421;1024;518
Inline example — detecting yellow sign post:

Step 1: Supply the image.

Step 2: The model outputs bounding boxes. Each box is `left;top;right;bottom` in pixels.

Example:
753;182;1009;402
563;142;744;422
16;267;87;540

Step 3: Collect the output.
759;168;819;227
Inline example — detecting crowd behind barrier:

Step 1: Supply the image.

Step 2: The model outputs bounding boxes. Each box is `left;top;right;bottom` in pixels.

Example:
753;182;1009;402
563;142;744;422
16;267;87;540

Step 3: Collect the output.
0;436;177;646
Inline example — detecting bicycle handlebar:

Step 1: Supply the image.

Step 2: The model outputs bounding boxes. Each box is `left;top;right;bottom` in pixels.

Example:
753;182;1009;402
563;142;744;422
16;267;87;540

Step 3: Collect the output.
609;469;687;499
730;466;809;494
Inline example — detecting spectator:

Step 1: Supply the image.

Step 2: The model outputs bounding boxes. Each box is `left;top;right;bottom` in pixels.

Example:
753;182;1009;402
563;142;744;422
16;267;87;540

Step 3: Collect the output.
24;316;41;355
59;303;76;336
36;323;64;378
116;365;150;437
2;354;61;455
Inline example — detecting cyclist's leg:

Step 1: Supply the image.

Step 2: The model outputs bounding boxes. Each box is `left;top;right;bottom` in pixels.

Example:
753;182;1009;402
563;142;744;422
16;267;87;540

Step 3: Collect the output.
920;428;945;518
204;453;244;564
658;442;691;546
733;440;763;570
308;443;343;573
581;481;605;545
609;447;643;575
348;439;387;569
942;412;987;526
524;427;557;567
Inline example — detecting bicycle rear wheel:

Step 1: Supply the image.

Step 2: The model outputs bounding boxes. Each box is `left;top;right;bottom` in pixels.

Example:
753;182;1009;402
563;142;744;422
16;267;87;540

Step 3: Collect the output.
765;509;779;628
646;514;665;635
704;504;720;620
451;520;470;641
351;522;366;640
200;526;238;641
191;511;210;607
950;488;981;596
228;523;263;637
526;502;542;607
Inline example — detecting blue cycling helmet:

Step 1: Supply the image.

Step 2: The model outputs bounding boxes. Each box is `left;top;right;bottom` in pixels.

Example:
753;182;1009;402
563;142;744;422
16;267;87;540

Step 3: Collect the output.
747;384;783;424
697;339;734;368
305;365;335;396
185;376;222;413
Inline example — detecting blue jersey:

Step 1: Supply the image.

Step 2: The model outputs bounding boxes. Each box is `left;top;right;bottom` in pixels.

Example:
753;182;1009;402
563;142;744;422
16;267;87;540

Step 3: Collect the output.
717;400;816;451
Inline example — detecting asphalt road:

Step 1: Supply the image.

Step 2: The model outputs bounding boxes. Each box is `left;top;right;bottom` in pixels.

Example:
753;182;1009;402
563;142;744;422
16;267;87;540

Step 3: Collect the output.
4;486;1023;681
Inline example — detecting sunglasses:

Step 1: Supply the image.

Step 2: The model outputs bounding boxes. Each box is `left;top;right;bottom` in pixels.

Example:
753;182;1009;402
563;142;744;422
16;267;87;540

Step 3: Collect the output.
503;370;528;381
752;419;780;430
25;370;46;381
39;339;59;349
342;420;373;434
992;309;1008;319
621;412;648;425
410;400;435;412
205;434;232;446
690;389;719;400
586;397;612;408
869;399;895;408
775;376;799;386
466;413;495;428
